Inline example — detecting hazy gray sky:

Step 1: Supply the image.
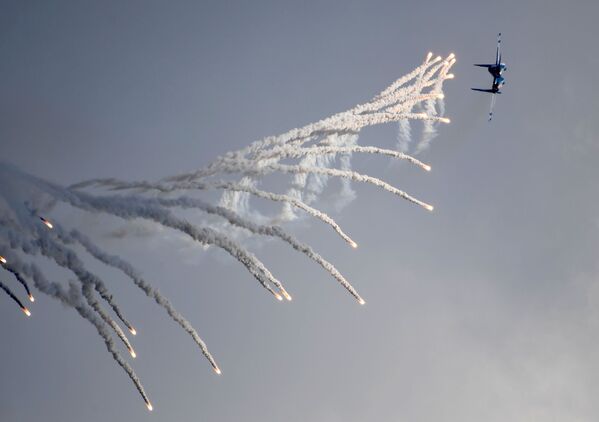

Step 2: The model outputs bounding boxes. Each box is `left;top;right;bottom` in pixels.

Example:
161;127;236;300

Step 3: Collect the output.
2;1;599;421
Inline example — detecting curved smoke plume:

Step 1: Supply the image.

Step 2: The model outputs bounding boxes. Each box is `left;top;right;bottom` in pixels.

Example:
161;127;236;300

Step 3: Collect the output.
0;52;454;409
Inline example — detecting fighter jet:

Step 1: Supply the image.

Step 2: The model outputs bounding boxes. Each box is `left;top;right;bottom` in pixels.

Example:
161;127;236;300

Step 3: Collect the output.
471;33;506;121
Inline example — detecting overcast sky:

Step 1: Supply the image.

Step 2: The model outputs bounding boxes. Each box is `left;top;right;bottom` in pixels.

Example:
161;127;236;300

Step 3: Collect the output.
2;1;599;421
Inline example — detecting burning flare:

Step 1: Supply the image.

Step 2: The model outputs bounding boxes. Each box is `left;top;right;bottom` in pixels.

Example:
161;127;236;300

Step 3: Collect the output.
40;217;54;229
0;51;455;409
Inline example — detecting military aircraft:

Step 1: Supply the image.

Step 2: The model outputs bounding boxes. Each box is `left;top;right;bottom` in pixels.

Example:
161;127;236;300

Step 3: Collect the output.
471;33;506;121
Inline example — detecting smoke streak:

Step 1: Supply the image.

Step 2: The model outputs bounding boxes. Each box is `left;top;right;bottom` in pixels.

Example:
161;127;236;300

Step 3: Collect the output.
260;163;435;211
253;145;431;171
0;52;454;408
414;58;453;154
2;225;137;353
36;229;137;345
0;278;30;316
39;183;290;301
70;178;359;247
153;196;364;303
0;248;152;408
1;265;34;302
65;228;220;373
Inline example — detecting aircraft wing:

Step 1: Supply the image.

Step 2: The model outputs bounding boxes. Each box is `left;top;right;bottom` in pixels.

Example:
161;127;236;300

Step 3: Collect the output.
495;32;502;65
471;88;496;93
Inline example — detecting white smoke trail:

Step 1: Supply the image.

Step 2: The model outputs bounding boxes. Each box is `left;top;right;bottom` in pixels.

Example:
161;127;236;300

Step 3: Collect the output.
0;52;454;409
2;225;137;353
396;118;412;154
33;181;291;301
64;227;221;373
35;228;137;341
252;145;432;171
80;281;136;359
157;54;454;190
70;52;454;225
152;196;364;303
414;58;453;154
218;176;255;219
0;247;152;409
396;55;432;153
70;178;359;247
258;163;435;211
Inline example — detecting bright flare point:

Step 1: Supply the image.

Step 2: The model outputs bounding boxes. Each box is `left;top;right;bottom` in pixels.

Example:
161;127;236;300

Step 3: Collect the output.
358;298;366;305
22;307;31;317
40;217;53;229
129;327;137;336
130;349;137;358
423;164;432;172
28;295;35;303
350;241;358;249
146;402;153;412
0;256;6;264
424;204;434;212
440;117;451;124
214;366;222;375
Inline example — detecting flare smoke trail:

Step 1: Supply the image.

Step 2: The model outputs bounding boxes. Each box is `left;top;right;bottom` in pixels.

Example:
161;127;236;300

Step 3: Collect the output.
414;59;451;154
262;163;435;211
1;265;34;302
64;227;220;372
2;224;137;353
0;278;30;316
0;249;151;408
0;52;454;408
71;178;359;247
152;195;364;303
397;55;455;155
